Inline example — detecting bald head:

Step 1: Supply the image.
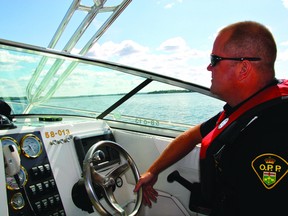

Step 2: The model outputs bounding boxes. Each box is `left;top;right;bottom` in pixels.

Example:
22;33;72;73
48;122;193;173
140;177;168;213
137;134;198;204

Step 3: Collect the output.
218;21;277;77
208;21;278;106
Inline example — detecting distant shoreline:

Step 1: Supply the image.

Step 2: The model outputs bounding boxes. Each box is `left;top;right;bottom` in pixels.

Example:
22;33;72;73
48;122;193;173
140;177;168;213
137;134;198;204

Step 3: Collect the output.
2;90;194;101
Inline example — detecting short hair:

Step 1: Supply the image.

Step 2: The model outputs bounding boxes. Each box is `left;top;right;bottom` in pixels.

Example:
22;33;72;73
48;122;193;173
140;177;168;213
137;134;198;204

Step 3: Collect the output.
219;21;277;72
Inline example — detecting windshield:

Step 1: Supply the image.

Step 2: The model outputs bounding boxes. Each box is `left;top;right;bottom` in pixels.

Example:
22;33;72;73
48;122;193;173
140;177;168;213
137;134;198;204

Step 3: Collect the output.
0;40;223;131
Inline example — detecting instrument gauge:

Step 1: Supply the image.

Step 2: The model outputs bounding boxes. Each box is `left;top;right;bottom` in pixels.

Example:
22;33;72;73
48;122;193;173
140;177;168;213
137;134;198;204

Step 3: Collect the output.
10;192;25;210
1;137;20;154
6;166;28;190
20;134;43;158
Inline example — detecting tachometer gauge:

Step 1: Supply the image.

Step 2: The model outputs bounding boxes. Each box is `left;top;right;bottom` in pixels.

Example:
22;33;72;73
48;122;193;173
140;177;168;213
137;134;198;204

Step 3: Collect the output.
20;134;43;158
10;192;25;210
6;166;28;190
1;137;20;154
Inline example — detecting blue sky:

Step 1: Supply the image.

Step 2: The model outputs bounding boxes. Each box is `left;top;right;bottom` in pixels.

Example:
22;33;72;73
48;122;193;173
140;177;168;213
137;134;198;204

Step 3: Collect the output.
1;0;288;88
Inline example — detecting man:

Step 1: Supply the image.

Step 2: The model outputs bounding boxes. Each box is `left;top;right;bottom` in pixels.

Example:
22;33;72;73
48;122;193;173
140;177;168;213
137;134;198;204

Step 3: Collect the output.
134;21;288;215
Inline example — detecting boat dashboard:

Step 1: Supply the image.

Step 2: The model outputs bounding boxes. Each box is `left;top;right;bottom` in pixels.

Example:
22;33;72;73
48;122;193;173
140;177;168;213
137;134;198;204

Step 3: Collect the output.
0;116;129;216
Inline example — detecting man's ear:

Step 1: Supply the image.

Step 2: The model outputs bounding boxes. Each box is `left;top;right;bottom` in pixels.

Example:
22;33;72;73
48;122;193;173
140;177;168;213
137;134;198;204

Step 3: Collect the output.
238;60;251;81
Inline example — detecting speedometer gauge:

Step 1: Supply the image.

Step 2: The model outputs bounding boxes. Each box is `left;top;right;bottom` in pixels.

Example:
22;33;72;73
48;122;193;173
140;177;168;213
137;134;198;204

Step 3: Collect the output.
20;134;43;158
1;137;20;154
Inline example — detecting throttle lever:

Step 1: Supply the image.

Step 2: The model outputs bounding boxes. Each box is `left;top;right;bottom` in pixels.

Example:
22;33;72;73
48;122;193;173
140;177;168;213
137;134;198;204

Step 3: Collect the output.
167;170;212;215
3;144;21;176
167;170;194;191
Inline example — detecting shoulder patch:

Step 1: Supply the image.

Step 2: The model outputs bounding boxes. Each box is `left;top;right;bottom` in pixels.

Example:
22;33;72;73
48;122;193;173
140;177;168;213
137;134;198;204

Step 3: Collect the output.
251;153;288;189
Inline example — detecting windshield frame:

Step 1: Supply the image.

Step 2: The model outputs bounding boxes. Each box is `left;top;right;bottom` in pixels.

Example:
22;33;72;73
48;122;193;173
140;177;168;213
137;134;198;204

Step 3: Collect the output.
0;38;223;132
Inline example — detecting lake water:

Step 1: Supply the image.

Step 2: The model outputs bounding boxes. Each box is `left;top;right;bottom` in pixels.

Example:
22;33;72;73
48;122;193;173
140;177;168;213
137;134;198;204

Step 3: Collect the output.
112;92;225;127
11;92;225;130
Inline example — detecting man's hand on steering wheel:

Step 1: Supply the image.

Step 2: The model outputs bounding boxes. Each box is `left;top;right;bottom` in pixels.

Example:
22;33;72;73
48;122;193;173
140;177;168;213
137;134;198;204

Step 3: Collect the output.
134;171;158;207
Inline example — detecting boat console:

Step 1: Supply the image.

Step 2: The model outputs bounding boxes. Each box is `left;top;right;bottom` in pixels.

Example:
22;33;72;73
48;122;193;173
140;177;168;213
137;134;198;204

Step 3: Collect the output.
3;130;65;216
0;116;135;216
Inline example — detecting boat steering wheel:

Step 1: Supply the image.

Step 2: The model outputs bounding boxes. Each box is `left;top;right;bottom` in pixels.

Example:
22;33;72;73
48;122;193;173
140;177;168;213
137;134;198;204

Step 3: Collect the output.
83;140;142;216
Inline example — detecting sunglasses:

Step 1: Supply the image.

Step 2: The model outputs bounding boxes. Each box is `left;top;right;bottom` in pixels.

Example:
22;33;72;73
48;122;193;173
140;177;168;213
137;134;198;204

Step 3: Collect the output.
210;54;261;67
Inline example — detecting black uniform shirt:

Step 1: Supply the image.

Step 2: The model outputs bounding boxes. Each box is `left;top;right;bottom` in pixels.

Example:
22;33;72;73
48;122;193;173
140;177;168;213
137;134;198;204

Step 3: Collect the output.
217;100;288;216
198;80;288;216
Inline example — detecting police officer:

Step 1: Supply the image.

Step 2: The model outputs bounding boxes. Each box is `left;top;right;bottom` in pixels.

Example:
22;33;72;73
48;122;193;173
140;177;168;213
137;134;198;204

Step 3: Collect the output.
134;21;288;215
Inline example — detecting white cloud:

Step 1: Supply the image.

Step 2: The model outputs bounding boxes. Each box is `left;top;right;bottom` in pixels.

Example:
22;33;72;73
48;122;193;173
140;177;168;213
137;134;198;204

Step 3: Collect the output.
158;37;189;52
280;41;288;46
0;50;37;64
277;49;288;61
0;50;38;74
157;0;182;9
282;0;288;8
86;40;149;59
164;3;174;9
84;38;211;87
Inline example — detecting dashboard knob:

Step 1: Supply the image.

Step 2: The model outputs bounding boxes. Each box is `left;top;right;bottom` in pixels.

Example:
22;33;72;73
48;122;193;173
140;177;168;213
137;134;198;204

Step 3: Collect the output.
93;150;105;161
